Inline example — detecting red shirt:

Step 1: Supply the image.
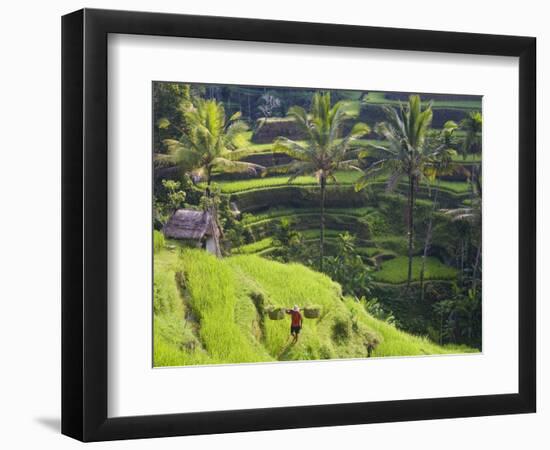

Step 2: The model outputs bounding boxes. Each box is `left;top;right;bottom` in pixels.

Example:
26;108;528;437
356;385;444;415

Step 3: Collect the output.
287;310;302;327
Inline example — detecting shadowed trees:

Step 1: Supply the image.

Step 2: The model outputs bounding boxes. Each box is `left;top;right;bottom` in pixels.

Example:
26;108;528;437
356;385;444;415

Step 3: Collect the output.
355;95;441;288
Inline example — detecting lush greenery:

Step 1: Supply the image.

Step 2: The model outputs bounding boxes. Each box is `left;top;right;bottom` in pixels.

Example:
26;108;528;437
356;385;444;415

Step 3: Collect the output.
206;172;470;194
154;248;474;366
372;256;457;284
153;83;483;365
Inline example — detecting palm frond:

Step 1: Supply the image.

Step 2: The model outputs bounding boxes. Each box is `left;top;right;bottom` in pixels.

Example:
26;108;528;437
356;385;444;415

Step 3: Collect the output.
386;172;404;193
354;174;372;192
338;159;362;172
222;147;260;161
157;117;171;129
287;161;318;182
228;111;242;122
211;157;264;175
273;137;312;161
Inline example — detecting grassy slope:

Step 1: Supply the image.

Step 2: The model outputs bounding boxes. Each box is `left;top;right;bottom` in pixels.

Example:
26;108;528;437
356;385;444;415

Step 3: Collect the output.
154;248;474;367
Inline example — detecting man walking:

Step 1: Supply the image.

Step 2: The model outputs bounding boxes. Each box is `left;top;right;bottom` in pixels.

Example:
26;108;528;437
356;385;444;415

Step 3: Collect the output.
286;305;303;343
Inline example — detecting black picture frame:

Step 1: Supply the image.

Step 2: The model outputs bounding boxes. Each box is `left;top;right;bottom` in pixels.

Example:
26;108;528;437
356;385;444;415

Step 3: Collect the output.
61;8;536;442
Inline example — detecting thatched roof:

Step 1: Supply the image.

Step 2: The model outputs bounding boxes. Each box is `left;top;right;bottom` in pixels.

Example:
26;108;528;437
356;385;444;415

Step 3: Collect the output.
163;209;219;241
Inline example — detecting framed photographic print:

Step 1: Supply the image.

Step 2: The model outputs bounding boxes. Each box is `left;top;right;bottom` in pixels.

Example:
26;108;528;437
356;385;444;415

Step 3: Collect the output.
61;8;536;442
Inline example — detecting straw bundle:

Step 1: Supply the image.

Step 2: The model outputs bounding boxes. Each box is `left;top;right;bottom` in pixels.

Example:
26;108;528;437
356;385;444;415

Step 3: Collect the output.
267;307;285;320
303;306;321;319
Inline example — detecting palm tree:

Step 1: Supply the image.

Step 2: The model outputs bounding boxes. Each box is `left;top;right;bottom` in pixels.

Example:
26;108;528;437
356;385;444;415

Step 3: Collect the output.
460;110;482;219
356;95;442;288
418;121;459;299
273;92;370;270
162;98;264;195
442;175;482;295
459;111;482;159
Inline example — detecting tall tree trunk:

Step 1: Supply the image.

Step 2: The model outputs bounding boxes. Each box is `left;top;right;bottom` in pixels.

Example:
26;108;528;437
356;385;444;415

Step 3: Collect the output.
320;175;326;271
439;311;443;345
406;174;415;288
471;236;482;295
205;166;212;198
470;163;481;294
420;181;440;301
460;239;465;286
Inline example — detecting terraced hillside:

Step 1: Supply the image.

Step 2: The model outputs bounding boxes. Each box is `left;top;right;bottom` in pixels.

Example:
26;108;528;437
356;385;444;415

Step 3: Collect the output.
153;85;483;362
210;154;473;341
154;247;475;366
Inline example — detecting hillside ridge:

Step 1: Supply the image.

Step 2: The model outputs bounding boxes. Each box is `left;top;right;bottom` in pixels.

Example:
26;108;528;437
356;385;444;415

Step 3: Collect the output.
154;248;475;367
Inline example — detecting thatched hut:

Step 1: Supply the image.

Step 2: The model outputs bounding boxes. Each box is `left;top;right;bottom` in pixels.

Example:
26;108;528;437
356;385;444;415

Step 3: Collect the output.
163;209;222;257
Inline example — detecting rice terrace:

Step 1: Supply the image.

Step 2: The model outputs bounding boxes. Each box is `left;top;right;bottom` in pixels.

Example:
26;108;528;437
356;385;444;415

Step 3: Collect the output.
153;83;482;367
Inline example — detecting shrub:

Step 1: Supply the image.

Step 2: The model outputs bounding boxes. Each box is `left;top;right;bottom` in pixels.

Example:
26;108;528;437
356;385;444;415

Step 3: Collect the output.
324;232;373;298
363;211;388;237
361;297;396;325
332;315;352;343
249;291;265;310
319;344;335;359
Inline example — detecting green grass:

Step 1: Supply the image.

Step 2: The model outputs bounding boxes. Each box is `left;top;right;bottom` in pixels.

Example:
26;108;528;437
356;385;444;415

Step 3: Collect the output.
301;229;349;240
372;256;458;284
208;169;470;195
208;170;363;194
154;248;475;366
239;136;384;155
364;92;482;110
451;153;481;162
153;230;165;253
240;138;480;165
153;248;210;367
234;237;275;254
356;246;383;257
433;180;472;193
371;235;408;255
241;206;374;225
153;247;272;366
234;228;364;255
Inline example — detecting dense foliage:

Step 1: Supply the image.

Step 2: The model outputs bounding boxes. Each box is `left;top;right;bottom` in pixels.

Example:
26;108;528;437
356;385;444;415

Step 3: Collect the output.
152;84;483;365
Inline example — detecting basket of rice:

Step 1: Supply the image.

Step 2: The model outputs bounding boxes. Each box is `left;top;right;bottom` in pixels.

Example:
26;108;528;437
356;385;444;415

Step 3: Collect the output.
303;306;321;319
267;307;285;320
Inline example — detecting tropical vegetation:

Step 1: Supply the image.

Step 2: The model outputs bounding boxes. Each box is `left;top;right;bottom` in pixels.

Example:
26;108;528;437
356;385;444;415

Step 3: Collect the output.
152;83;483;366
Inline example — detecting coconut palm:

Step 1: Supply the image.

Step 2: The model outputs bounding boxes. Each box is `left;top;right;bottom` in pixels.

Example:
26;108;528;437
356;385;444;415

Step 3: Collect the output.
163;98;264;195
356;95;446;288
459;110;482;222
419;121;459;299
442;175;482;295
273;92;370;270
459;111;482;159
